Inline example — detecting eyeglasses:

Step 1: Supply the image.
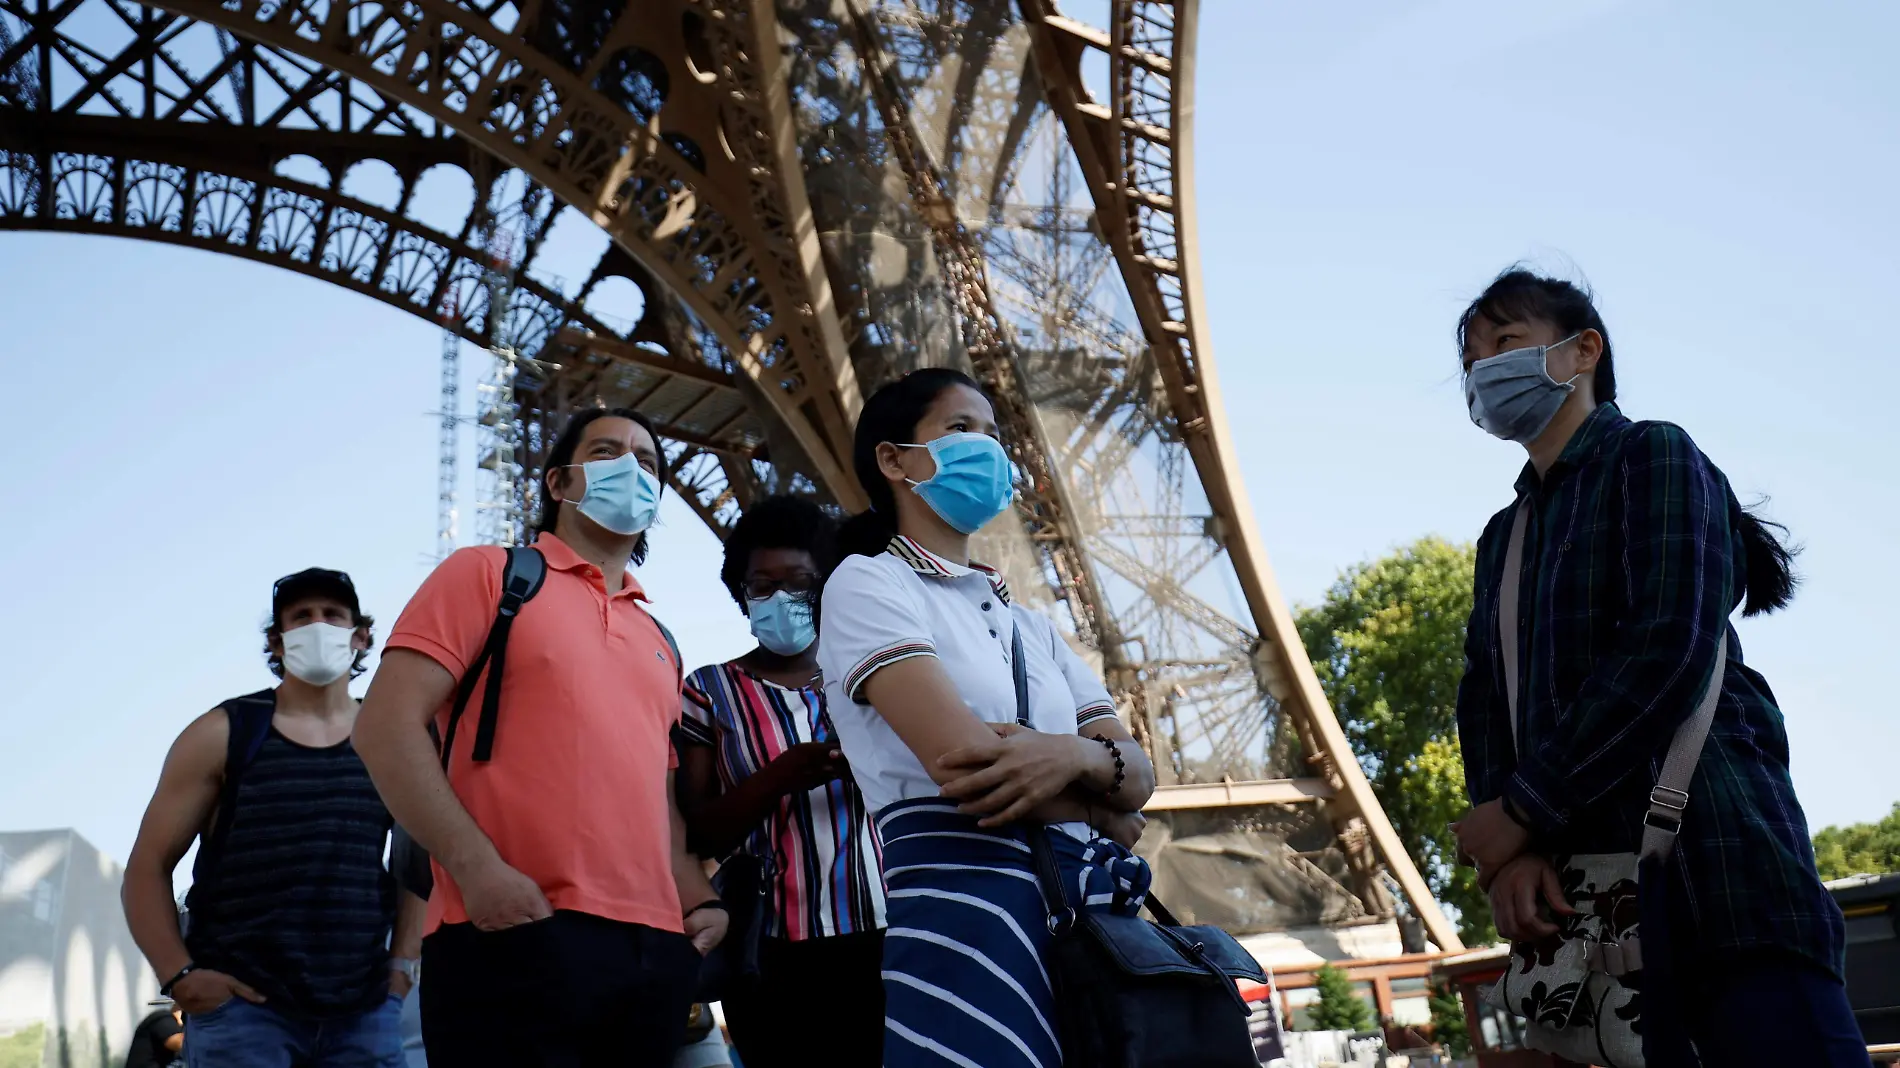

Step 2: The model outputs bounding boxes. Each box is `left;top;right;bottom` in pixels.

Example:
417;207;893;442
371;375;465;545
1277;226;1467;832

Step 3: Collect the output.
743;574;820;601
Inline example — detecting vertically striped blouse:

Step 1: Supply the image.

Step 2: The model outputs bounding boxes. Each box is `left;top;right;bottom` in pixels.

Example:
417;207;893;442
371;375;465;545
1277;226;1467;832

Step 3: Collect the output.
678;662;887;940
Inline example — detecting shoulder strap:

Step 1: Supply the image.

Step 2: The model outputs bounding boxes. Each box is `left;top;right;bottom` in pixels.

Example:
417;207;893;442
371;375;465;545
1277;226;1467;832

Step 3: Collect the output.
1641;633;1726;861
440;546;547;771
224;690;277;779
650;613;684;686
1499;502;1531;753
1009;622;1032;731
1498;499;1727;862
1013;623;1074;930
195;691;276;880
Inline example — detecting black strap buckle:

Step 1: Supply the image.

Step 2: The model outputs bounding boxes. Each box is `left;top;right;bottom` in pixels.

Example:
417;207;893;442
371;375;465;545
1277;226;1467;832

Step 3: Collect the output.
1644;808;1683;834
1649;785;1689;811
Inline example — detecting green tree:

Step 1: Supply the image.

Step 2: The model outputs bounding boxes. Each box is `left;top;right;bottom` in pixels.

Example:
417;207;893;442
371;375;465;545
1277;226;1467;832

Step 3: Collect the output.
1307;963;1375;1032
1428;981;1471;1056
1813;803;1900;881
0;1023;46;1068
1295;537;1493;943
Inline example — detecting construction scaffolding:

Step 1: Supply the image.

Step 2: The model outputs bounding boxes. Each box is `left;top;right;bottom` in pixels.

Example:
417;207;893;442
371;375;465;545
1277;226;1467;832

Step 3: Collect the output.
466;178;553;549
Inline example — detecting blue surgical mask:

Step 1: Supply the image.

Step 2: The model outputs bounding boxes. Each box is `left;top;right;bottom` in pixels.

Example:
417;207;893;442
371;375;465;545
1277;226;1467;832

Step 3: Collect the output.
561;453;662;535
748;591;816;656
900;432;1015;534
1464;334;1582;443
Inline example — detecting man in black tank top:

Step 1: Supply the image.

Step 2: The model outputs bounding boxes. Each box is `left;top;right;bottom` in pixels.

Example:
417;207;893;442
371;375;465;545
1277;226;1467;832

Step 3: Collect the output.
123;569;419;1067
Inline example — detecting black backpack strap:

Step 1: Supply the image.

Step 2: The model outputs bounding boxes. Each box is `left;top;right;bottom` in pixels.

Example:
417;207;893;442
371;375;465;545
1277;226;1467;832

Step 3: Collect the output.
440;547;546;770
195;691;276;881
650;614;684;687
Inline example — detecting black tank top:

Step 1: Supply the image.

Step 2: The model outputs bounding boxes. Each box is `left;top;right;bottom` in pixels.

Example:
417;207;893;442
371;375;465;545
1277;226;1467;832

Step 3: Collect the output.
185;695;395;1017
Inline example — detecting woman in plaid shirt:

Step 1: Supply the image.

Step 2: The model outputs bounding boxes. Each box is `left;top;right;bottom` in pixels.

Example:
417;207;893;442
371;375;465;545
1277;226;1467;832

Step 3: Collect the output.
1450;269;1863;1065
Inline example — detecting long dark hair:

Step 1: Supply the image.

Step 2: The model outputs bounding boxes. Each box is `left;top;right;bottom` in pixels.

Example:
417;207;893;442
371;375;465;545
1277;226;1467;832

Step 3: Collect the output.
1456;268;1618;401
835;368;986;563
1458;267;1797;615
535;406;669;565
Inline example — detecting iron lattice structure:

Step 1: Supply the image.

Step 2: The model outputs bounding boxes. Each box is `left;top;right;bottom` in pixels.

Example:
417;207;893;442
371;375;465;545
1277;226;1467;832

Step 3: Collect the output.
0;0;1459;948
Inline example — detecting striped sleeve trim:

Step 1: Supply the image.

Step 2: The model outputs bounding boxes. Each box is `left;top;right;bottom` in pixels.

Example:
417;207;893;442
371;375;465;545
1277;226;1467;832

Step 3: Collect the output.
844;641;937;703
1075;701;1119;727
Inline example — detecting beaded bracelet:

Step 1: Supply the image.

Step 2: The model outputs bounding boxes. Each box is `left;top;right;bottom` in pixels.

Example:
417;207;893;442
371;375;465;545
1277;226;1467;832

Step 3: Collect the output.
1094;735;1126;797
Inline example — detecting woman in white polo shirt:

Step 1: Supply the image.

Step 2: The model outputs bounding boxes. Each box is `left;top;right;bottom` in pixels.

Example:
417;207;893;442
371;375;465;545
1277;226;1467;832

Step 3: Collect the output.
817;368;1156;1068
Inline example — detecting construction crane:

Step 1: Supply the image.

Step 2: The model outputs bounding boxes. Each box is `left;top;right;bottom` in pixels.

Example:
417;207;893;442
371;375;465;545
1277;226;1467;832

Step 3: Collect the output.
437;177;549;552
435;290;461;562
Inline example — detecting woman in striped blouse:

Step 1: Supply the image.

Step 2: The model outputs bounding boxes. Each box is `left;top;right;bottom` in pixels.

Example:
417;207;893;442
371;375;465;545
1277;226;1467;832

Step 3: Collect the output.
674;496;886;1068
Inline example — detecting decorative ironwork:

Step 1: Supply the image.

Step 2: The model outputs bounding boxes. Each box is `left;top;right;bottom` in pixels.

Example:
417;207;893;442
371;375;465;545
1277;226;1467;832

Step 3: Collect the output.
0;0;1462;948
123;0;865;500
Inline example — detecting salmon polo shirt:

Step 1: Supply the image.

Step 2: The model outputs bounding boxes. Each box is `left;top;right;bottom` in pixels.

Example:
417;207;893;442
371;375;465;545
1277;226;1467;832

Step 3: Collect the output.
385;533;684;937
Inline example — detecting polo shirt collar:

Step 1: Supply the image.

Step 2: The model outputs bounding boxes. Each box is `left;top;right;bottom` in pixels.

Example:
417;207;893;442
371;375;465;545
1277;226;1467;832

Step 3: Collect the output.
886;535;1012;605
534;531;650;600
1514;401;1630;498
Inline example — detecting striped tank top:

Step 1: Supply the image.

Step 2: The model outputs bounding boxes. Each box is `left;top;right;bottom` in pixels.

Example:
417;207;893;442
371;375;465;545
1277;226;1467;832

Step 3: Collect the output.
678;662;886;940
185;693;395;1018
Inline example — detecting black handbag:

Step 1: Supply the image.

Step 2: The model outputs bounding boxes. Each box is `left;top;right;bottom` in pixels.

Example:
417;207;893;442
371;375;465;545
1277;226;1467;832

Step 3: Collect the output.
694;849;773;1003
1009;623;1268;1068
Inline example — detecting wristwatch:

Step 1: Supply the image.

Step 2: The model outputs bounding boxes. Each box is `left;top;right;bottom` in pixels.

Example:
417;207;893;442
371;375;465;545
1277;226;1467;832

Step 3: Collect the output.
390;957;421;986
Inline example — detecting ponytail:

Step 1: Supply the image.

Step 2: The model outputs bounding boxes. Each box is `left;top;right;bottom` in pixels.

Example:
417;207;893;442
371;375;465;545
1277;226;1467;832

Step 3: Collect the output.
1737;504;1799;616
836;508;898;565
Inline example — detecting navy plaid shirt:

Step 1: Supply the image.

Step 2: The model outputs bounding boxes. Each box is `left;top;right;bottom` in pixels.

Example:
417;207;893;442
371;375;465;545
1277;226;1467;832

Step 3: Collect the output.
1457;402;1844;976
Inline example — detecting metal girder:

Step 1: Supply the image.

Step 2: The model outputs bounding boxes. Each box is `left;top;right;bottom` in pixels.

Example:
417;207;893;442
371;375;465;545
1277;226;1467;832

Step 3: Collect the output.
1143;778;1335;812
844;0;1124;668
0;0;839;534
1017;0;1461;950
558;326;743;394
0;111;599;360
103;0;864;504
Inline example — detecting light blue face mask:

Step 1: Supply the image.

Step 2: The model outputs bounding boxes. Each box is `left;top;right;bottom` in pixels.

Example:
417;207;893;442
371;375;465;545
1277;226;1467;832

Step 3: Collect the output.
748;590;816;656
561;453;662;536
1464;333;1582;444
900;432;1015;535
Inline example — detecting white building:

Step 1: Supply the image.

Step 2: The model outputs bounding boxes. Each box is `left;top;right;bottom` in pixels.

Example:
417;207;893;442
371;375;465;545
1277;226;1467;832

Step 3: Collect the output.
0;829;159;1068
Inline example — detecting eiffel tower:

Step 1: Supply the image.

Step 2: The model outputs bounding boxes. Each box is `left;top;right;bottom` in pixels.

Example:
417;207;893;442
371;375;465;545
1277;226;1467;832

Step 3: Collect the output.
0;0;1462;953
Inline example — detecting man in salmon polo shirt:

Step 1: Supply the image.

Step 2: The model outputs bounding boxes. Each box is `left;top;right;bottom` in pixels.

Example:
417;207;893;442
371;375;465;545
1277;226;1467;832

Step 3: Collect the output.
354;407;727;1067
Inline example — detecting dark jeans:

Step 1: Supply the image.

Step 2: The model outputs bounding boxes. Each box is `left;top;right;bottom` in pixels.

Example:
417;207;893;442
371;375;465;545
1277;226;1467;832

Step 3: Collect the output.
1681;950;1871;1066
723;930;884;1068
421;910;700;1068
183;996;403;1068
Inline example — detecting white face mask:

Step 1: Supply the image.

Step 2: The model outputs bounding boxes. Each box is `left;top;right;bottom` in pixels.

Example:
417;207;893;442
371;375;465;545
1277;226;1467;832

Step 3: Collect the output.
281;622;359;686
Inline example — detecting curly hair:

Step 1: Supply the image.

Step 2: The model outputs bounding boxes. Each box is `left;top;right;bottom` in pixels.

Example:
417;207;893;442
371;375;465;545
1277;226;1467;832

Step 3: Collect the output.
720;495;840;610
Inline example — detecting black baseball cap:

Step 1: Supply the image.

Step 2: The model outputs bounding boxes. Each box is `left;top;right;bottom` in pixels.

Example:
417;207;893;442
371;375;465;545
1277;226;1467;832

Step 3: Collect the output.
271;568;362;623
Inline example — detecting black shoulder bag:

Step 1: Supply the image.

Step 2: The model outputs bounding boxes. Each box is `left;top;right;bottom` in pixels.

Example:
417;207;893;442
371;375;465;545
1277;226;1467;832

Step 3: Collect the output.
1010;623;1268;1068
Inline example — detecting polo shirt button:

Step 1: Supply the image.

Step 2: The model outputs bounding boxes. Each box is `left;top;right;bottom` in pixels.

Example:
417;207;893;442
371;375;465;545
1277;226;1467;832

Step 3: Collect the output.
989;630;998;638
981;602;992;611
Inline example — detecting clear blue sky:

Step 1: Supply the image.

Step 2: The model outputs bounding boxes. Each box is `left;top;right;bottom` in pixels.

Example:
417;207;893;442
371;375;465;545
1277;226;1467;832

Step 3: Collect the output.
1;0;1894;886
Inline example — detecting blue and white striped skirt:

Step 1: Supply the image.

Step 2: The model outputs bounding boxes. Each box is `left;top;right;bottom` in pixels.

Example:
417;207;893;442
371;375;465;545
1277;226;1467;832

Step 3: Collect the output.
876;798;1152;1068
